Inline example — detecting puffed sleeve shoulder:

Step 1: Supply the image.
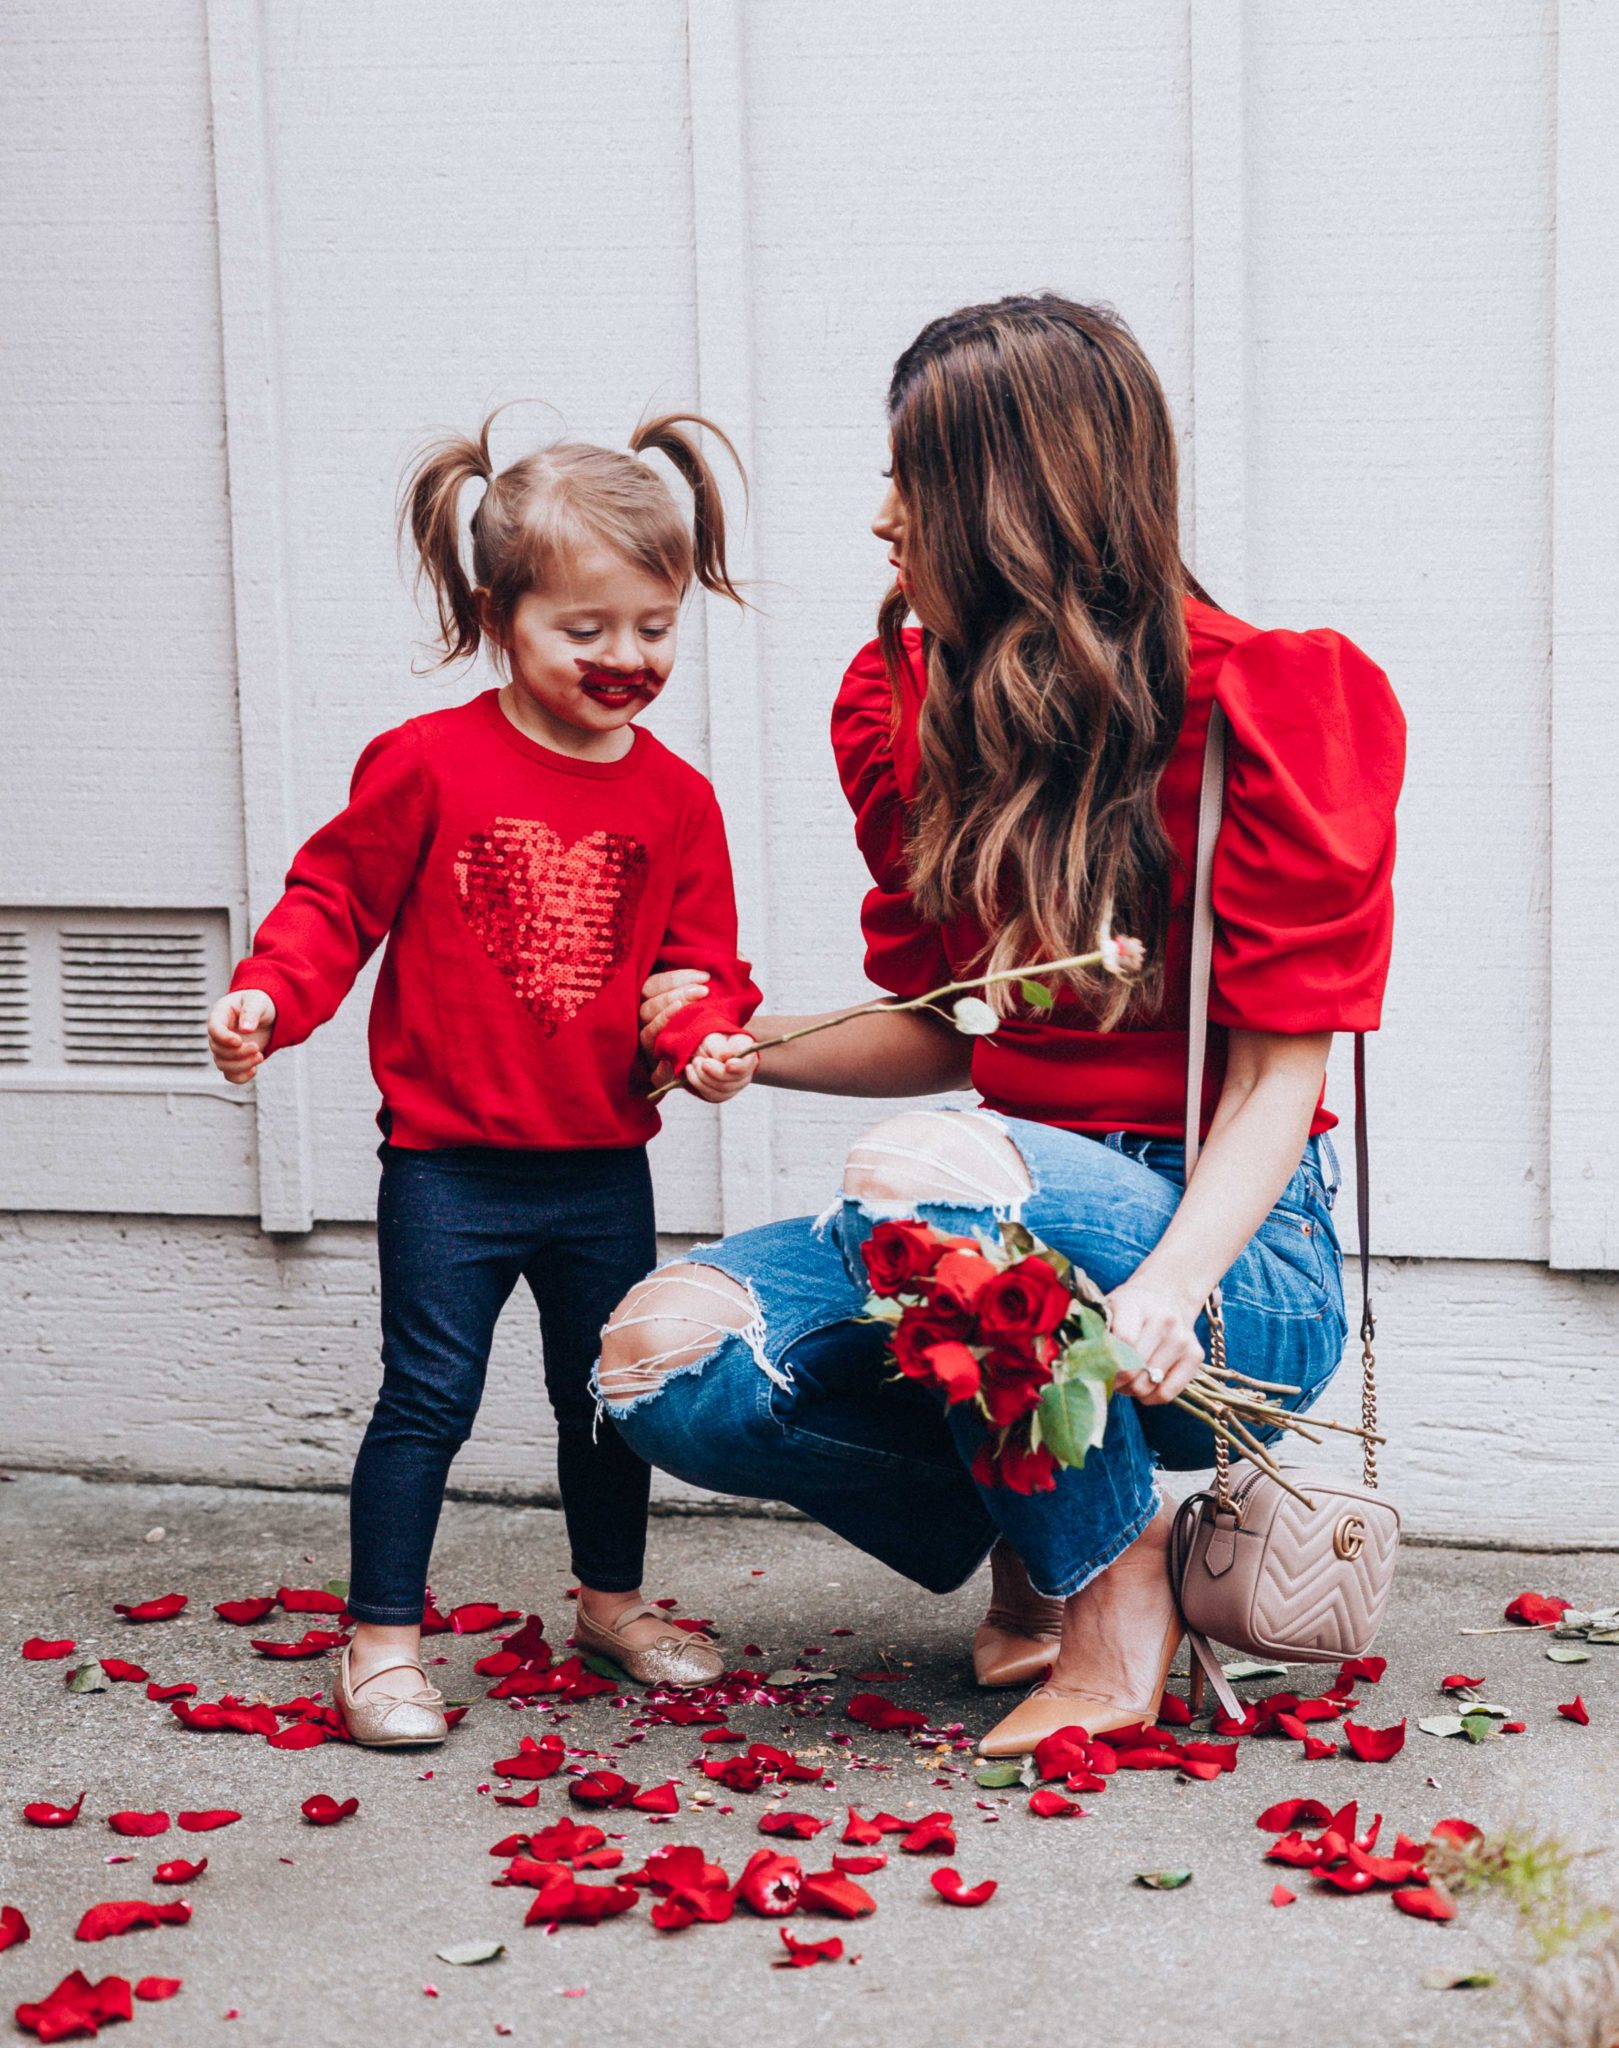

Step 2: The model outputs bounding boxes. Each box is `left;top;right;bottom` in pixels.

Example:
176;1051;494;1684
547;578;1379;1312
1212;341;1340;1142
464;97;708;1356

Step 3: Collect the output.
830;635;953;998
1209;626;1405;1034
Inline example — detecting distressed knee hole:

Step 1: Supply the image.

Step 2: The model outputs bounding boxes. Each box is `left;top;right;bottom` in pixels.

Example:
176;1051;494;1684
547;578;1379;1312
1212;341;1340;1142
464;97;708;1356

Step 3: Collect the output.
841;1109;1033;1212
597;1264;761;1405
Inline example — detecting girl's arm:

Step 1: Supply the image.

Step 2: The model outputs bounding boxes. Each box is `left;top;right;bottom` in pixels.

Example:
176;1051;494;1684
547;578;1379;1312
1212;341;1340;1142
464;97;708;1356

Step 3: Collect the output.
1108;1027;1332;1402
647;789;764;1102
641;971;973;1096
220;725;433;1064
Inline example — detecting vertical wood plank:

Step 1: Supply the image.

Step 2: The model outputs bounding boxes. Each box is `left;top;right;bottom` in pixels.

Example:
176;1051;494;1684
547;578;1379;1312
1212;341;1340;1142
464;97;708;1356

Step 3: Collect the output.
1187;0;1248;614
685;0;774;1231
204;0;313;1233
1549;0;1619;1269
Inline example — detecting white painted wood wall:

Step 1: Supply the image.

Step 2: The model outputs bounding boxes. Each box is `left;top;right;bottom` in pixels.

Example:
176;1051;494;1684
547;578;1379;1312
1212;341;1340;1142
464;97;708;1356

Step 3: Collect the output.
3;0;1616;1544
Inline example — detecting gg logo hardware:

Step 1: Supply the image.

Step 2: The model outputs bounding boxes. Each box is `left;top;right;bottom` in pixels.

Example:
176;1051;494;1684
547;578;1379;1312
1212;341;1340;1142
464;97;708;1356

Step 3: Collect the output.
1333;1514;1366;1561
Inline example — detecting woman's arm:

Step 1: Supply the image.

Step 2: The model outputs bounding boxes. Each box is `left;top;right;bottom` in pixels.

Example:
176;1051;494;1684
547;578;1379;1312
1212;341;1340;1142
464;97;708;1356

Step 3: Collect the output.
1109;1027;1331;1404
640;970;972;1097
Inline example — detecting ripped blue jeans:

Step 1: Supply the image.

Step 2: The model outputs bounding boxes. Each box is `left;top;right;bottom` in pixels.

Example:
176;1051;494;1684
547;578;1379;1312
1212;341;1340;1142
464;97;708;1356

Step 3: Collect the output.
597;1112;1347;1599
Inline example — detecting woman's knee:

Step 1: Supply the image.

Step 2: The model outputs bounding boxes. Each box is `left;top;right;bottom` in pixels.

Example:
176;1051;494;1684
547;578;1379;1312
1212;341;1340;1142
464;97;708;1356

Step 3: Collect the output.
596;1263;759;1406
841;1109;1033;1210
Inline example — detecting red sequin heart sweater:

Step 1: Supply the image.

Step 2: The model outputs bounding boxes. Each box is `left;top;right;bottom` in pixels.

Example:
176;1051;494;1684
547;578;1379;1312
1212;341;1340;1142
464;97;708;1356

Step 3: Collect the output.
230;691;759;1150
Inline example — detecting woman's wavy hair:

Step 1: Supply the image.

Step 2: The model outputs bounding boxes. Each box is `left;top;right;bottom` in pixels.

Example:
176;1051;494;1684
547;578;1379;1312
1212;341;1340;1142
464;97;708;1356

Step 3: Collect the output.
401;405;745;670
878;293;1199;1025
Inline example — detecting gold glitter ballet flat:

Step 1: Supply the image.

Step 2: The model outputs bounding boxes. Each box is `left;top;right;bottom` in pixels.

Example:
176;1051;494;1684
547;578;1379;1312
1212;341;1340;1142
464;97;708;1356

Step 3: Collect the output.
335;1645;448;1748
573;1602;724;1688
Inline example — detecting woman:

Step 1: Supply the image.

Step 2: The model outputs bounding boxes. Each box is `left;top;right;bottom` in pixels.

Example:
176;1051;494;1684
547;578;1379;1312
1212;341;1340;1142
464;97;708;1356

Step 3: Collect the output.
597;293;1403;1756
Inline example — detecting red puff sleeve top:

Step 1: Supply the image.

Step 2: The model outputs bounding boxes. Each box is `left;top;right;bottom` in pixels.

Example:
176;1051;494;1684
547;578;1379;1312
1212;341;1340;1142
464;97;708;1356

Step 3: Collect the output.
829;597;1405;1140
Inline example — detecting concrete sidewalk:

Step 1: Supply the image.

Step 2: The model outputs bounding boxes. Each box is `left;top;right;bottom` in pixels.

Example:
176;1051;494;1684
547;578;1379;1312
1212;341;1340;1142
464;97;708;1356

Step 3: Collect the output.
2;1472;1613;2048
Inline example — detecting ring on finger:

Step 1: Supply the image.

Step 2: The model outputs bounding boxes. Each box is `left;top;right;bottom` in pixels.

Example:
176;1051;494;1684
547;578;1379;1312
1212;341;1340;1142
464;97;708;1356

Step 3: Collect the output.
1145;1365;1165;1387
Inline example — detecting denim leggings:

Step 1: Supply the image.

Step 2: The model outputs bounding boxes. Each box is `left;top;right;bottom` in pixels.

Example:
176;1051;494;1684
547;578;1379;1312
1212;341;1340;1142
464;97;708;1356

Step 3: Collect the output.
599;1113;1347;1600
347;1143;657;1625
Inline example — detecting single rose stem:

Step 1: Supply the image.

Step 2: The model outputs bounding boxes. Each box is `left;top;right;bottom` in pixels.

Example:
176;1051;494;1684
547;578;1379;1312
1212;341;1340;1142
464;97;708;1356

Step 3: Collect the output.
1193;1375;1384;1444
1209;1366;1305;1395
647;946;1118;1102
1172;1394;1317;1508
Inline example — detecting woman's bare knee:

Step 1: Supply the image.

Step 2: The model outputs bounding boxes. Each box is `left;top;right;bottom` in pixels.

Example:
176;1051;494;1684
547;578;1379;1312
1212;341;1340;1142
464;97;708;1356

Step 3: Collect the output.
841;1109;1032;1209
597;1264;758;1403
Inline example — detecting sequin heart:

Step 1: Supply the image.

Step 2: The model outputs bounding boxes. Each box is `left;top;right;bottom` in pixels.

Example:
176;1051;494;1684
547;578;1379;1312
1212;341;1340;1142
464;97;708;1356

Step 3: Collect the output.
453;818;650;1035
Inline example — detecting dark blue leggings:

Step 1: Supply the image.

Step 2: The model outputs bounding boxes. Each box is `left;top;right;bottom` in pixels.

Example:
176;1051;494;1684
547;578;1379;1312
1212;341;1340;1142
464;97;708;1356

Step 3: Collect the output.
347;1143;656;1624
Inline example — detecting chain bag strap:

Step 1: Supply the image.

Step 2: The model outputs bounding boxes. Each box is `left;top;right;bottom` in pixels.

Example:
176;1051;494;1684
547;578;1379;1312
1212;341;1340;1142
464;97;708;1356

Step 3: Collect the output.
1171;702;1399;1690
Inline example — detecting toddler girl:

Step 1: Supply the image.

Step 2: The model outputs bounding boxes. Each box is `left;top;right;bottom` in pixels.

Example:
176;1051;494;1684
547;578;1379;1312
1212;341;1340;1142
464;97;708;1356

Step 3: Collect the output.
208;411;759;1744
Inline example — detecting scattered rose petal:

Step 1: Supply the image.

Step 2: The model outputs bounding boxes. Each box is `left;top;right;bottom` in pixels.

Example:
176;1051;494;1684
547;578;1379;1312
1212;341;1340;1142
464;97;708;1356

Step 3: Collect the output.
75;1898;193;1942
112;1594;187;1623
154;1858;206;1885
831;1853;886;1876
134;1978;182;2002
249;1630;349;1661
1028;1789;1084;1819
1557;1697;1590;1726
1393;1884;1457;1922
23;1793;85;1829
492;1735;565;1781
1271;1884;1296;1907
898;1813;955;1855
214;1597;277;1625
1343;1720;1406;1762
1504;1592;1570;1627
301;1795;358;1826
736;1849;803;1917
1156;1691;1193;1726
107;1812;170;1839
145;1682;197;1703
176;1810;240;1833
845;1693;928;1733
97;1660;149;1684
628;1781;680;1816
760;1812;826;1840
21;1638;75;1661
930;1868;995;1907
15;1970;133;2041
568;1772;637;1809
0;1905;29;1952
1430;1818;1482;1848
775;1928;844;1968
1441;1674;1485;1693
449;1604;520;1634
276;1588;348;1615
522;1877;637;1925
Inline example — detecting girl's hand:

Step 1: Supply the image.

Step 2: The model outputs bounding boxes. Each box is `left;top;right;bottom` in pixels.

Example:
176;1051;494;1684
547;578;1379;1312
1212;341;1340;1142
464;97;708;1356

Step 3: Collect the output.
1107;1276;1206;1405
683;1032;758;1104
639;967;711;1060
208;990;276;1083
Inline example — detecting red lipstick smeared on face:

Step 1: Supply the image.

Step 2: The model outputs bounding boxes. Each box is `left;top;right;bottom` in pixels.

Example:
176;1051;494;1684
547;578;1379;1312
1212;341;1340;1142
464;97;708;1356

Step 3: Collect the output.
576;662;662;709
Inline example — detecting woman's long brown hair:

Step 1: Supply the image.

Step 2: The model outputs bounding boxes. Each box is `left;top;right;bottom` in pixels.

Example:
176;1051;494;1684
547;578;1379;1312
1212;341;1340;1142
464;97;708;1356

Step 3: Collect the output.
879;294;1194;1025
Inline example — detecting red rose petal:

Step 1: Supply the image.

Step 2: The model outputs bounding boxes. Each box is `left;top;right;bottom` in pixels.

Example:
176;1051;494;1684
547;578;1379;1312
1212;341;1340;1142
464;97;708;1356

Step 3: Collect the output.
107;1811;170;1838
213;1597;277;1625
275;1587;348;1615
930;1868;996;1908
492;1734;565;1781
736;1849;804;1917
153;1858;206;1884
96;1659;149;1684
1391;1883;1456;1922
249;1629;349;1660
0;1905;29;1952
845;1692;928;1733
898;1812;956;1855
112;1593;187;1623
1315;1863;1379;1894
494;1787;540;1808
760;1811;826;1840
1300;1735;1339;1761
176;1810;240;1832
524;1877;638;1925
1155;1690;1193;1726
300;1795;358;1826
134;1977;182;2002
23;1793;85;1828
775;1927;844;1968
831;1853;886;1875
629;1781;681;1816
1028;1789;1084;1819
145;1681;197;1703
21;1637;75;1661
1557;1697;1590;1725
448;1602;519;1634
800;1869;877;1919
1337;1656;1387;1684
569;1771;638;1809
1430;1818;1482;1848
15;1969;133;2040
75;1898;193;1942
1265;1833;1328;1870
1270;1884;1296;1908
1343;1719;1406;1763
1441;1674;1486;1692
266;1722;330;1750
1504;1591;1570;1628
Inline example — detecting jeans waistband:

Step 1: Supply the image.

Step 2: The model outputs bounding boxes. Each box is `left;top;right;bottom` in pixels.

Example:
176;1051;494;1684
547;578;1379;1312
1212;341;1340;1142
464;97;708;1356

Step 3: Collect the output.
1103;1130;1340;1209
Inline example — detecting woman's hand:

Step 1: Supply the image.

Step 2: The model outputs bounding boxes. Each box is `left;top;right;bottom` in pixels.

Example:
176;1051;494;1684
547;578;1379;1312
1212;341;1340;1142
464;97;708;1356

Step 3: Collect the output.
208;990;276;1083
683;1032;758;1104
1106;1276;1206;1405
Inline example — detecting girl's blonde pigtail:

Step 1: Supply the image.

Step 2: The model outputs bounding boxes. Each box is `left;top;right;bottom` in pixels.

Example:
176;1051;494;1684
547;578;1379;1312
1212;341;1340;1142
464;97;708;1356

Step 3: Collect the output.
399;416;496;666
630;413;747;607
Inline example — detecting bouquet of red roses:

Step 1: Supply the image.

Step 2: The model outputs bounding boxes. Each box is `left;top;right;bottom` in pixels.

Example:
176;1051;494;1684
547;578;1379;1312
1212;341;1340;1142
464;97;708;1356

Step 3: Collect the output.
858;1217;1139;1495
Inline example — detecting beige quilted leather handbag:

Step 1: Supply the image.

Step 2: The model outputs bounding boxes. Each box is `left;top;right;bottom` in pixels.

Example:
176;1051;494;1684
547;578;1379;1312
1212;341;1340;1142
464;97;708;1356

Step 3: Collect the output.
1170;706;1400;1722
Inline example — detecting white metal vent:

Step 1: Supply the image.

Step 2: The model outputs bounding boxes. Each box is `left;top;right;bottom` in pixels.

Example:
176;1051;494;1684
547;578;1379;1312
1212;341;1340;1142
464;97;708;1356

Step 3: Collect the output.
0;931;28;1063
60;929;211;1067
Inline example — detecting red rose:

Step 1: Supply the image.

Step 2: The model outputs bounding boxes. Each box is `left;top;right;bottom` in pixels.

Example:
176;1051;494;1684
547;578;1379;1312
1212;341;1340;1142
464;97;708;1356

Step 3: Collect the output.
929;1247;998;1315
975;1257;1072;1341
891;1306;970;1378
978;1343;1056;1427
970;1437;1059;1494
919;1341;982;1405
861;1219;951;1294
